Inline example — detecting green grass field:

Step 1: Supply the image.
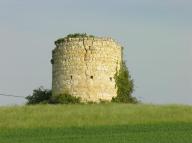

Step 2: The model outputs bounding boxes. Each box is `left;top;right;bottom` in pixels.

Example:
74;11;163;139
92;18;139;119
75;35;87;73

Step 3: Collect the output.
0;104;192;143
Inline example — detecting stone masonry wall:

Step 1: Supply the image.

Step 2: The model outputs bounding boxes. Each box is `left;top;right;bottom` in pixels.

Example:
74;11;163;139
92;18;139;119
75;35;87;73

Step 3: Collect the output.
52;37;122;102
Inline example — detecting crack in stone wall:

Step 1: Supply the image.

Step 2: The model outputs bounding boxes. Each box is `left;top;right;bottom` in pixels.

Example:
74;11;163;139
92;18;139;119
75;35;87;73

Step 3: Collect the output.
83;39;88;79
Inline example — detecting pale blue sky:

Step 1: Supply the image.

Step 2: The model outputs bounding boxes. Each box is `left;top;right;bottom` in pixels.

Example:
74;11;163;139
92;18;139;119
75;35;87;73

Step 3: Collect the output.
0;0;191;105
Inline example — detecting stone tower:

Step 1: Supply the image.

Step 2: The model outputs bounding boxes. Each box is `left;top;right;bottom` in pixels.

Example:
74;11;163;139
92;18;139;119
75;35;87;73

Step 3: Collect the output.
51;35;122;102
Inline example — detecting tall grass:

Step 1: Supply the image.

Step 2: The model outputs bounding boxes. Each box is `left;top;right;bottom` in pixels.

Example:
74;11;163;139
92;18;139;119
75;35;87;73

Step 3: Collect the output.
0;103;192;129
1;123;192;143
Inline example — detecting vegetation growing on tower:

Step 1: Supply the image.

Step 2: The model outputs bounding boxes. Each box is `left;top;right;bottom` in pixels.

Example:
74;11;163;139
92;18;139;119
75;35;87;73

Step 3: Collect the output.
55;33;95;45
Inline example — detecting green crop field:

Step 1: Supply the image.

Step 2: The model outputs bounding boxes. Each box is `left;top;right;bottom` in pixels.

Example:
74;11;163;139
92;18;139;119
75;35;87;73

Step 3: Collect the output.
0;103;192;143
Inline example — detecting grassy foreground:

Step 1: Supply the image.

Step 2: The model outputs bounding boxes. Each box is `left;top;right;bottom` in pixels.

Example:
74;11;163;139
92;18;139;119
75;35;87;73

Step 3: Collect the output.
0;104;192;143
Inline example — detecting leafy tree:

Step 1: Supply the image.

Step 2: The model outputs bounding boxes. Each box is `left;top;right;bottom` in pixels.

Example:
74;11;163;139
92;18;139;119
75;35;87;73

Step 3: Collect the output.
26;87;81;105
112;61;138;103
26;87;52;104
